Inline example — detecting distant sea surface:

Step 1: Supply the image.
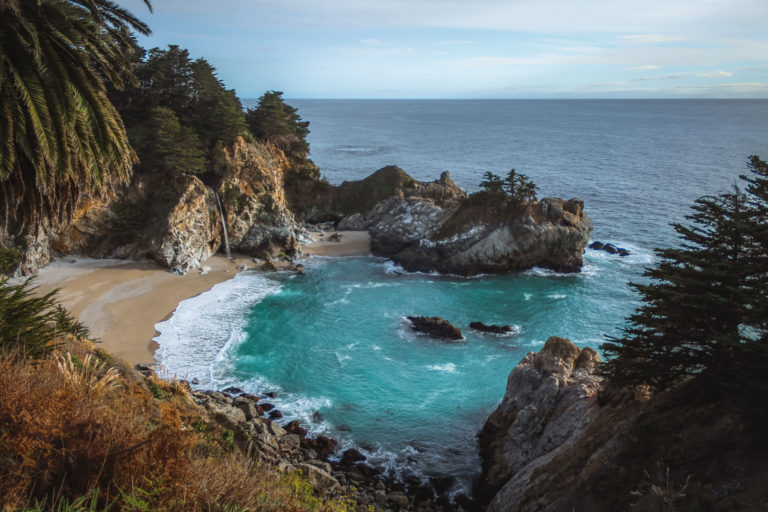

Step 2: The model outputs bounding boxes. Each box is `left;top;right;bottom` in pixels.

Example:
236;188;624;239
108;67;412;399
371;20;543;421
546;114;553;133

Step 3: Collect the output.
157;100;768;494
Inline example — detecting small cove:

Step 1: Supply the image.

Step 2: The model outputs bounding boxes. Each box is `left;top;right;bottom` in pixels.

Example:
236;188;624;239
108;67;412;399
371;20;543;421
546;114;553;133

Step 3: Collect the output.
155;245;651;492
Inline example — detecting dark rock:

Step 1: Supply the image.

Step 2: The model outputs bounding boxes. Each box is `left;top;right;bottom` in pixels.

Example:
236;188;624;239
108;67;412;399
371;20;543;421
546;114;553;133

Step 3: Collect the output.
269;410;283;419
340;448;366;466
302;435;337;460
262;259;278;271
285;420;308;437
296;264;305;275
312;410;324;422
617;247;631;256
260;402;275;412
239;392;260;402
407;316;463;340
429;476;455;494
222;386;243;394
265;391;278;399
603;243;618;254
469;322;514;335
328;232;343;242
588;241;604;250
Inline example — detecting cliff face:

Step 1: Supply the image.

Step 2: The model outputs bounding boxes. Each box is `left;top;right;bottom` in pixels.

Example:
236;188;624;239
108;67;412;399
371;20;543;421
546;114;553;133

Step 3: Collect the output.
219;138;298;258
336;167;592;275
475;339;768;512
42;136;298;274
475;337;603;510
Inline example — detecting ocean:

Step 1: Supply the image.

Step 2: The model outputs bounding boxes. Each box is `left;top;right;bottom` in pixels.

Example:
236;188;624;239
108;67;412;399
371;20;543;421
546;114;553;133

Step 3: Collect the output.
156;100;768;495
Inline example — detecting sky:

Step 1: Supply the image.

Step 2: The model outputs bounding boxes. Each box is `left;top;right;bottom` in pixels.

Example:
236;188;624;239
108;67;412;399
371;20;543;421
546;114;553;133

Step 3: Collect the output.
121;0;768;99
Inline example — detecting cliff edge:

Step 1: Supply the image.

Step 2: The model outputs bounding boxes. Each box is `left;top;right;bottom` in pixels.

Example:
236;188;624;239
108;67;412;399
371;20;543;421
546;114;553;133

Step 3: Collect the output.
474;338;768;511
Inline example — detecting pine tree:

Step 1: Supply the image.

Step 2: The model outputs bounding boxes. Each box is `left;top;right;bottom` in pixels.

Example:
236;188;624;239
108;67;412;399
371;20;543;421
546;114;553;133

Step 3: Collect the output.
602;157;768;395
479;171;504;194
245;91;310;161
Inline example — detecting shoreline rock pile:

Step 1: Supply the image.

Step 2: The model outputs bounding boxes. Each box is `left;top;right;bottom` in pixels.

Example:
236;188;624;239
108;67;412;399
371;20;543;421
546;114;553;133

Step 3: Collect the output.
188;387;462;511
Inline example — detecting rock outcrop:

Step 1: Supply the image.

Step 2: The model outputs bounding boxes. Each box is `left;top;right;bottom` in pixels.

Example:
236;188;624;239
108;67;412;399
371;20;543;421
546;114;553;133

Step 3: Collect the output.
469;322;515;335
473;338;768;511
407;316;464;341
218;138;299;259
39;137;299;274
336;167;592;275
475;337;602;511
51;173;223;274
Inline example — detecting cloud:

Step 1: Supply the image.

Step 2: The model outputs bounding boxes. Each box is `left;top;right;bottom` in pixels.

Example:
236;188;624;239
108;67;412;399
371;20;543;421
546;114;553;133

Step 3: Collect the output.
632;73;688;82
624;65;662;71
447;56;544;67
619;34;685;44
697;70;733;77
360;38;385;46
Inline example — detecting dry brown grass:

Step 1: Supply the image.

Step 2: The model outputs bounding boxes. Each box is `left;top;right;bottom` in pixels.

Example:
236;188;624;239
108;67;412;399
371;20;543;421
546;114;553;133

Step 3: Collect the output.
0;348;353;511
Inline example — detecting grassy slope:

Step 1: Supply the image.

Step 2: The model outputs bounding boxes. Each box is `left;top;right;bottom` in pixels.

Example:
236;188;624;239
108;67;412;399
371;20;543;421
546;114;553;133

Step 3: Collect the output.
0;335;355;511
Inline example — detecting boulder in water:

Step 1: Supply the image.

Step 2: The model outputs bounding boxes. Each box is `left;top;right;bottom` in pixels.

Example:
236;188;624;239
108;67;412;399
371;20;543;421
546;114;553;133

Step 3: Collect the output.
407;316;463;340
469;322;515;335
588;241;604;250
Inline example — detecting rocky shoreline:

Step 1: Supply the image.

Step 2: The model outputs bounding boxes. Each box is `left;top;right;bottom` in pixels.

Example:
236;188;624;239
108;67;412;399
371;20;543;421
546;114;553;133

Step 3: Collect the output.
175;380;467;511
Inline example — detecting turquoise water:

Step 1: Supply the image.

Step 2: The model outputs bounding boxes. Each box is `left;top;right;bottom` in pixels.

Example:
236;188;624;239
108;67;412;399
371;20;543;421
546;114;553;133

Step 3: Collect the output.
157;100;768;493
156;247;651;490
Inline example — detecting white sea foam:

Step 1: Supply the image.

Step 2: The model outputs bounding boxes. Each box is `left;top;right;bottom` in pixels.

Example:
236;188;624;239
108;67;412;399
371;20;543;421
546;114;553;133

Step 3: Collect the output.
153;272;281;387
547;293;567;299
427;363;457;373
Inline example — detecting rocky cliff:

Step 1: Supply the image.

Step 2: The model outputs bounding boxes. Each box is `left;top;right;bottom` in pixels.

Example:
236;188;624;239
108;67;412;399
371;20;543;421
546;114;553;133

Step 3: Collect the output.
474;338;768;512
475;337;603;511
16;136;299;275
336;167;592;275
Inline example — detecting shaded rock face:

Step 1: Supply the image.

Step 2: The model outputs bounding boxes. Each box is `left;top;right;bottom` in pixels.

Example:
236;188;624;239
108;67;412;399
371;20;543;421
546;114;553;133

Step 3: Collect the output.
219;138;299;259
475;336;602;511
52;174;222;274
336;168;592;275
407;316;464;340
45;137;299;273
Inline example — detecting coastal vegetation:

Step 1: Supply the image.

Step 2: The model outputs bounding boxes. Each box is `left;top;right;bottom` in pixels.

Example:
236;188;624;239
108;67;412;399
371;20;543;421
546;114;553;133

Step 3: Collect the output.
602;156;768;405
0;0;151;236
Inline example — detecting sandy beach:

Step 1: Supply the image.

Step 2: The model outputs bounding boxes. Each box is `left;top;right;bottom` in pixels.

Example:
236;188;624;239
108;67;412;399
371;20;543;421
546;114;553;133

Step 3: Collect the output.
25;231;371;365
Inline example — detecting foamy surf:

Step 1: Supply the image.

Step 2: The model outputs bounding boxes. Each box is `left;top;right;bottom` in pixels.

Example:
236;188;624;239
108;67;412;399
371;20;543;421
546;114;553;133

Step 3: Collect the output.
153;272;281;387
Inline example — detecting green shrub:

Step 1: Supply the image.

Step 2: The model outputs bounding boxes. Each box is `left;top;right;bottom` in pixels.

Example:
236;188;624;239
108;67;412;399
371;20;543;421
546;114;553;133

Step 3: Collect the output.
0;277;90;358
0;245;23;275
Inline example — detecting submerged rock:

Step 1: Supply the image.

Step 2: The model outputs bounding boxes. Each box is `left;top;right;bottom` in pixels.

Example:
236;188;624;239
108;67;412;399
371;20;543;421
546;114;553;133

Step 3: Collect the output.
469;322;515;335
407;316;463;340
589;240;632;257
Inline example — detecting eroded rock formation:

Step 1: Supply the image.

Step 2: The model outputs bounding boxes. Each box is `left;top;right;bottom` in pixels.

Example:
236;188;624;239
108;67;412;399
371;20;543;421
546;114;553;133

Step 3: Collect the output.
475;336;603;511
336;167;593;275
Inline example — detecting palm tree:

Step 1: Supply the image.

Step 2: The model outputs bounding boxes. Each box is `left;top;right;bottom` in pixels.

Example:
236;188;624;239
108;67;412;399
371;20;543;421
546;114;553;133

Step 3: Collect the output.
0;0;151;236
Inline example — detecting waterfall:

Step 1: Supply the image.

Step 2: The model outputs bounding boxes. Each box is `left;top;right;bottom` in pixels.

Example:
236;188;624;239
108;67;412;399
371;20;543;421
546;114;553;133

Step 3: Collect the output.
214;191;232;259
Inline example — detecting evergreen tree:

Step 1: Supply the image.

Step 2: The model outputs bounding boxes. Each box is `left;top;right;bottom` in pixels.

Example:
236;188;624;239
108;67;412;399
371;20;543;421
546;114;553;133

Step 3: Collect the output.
143;107;205;176
245;91;310;161
479;171;504;194
110;45;248;177
602;157;768;395
504;169;537;205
